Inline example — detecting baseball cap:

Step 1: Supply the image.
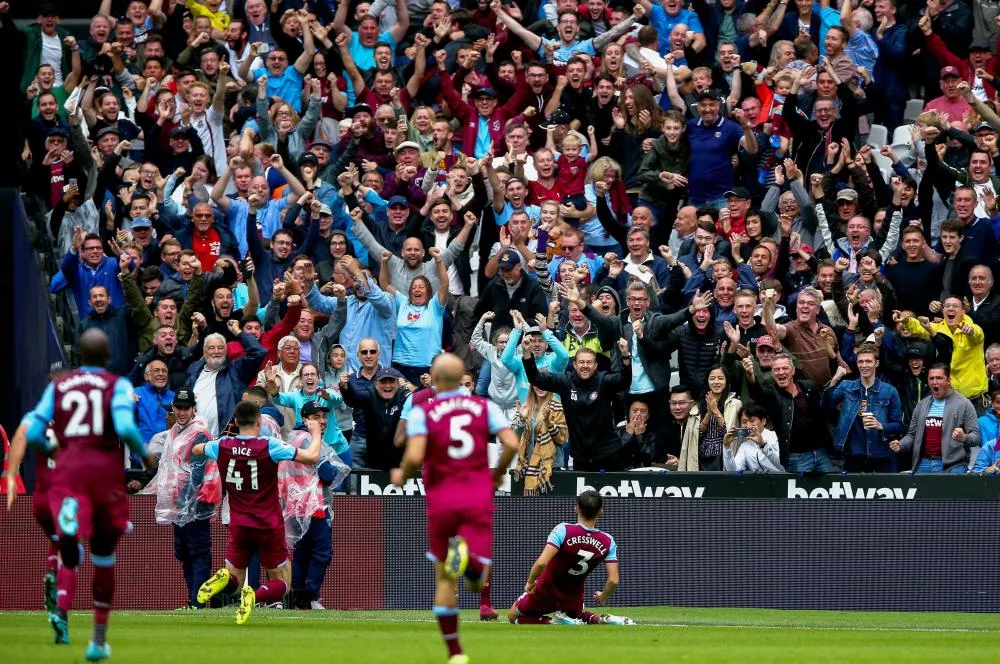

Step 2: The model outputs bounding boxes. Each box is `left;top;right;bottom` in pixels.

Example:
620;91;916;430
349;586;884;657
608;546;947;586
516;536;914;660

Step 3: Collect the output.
540;109;571;127
976;122;997;134
173;389;196;408
169;126;190;139
96;125;121;140
47;126;71;139
130;216;153;229
940;66;961;79
301;400;330;417
523;325;542;335
375;366;404;382
497;248;521;270
970;41;992;53
394;140;421;154
756;335;775;349
798;243;814;255
345;103;373;118
724;186;751;200
696;88;722;101
318;203;332;216
474;86;498;99
904;345;926;359
387;195;409;208
836;188;858;202
39;2;59;16
311;139;333;150
299;152;319;167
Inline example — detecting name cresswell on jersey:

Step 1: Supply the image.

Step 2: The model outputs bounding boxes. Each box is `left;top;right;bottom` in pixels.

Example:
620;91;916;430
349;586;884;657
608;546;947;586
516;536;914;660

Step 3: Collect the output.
359;474;426;496
576;477;706;498
787;479;916;500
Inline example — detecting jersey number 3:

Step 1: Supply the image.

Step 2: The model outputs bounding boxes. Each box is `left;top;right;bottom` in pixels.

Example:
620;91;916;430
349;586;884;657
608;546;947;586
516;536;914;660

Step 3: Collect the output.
225;459;259;491
447;414;475;460
60;389;105;437
568;550;595;576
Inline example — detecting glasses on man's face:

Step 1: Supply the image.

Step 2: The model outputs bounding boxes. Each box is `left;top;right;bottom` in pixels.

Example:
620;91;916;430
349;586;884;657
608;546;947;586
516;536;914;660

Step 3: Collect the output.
272;239;293;246
627;297;648;303
140;168;159;176
163;251;180;259
359;349;378;356
561;244;580;252
669;399;690;407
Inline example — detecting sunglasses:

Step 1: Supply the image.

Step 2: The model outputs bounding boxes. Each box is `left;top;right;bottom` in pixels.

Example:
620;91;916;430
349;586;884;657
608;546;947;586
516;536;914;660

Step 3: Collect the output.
359;349;378;355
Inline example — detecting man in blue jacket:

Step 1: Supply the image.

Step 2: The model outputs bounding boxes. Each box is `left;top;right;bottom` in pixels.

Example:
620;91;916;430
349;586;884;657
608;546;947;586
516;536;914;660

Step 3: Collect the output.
185;323;267;437
61;229;124;318
822;343;903;472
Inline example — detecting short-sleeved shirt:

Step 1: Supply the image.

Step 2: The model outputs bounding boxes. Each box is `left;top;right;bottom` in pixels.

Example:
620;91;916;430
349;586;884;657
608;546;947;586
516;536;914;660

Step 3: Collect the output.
649;6;704;55
252;66;306;112
204;435;296;530
538;522;618;595
392;291;446;367
407;389;509;510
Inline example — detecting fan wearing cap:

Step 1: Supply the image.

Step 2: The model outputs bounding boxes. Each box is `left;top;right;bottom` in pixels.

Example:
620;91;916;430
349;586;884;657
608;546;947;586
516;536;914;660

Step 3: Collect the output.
341;366;412;471
433;47;530;160
924;65;973;127
686;86;757;205
35;125;89;211
381;141;431;208
147;125;206;177
474;245;551;340
149;386;219;609
923;14;998;103
340;102;395;170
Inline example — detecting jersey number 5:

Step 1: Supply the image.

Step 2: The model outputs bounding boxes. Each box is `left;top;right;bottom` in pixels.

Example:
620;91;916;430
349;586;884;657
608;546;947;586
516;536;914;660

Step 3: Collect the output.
568;550;595;576
225;459;259;491
60;389;105;437
448;414;475;460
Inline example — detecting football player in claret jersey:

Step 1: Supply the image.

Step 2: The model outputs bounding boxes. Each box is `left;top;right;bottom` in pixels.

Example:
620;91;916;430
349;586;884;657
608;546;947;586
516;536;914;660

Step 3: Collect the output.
509;490;634;626
24;330;151;661
392;354;519;664
5;418;60;614
192;400;324;624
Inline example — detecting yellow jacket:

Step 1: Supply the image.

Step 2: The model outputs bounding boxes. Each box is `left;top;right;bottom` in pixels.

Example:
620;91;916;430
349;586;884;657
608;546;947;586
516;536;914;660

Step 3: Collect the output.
186;0;231;31
903;315;987;398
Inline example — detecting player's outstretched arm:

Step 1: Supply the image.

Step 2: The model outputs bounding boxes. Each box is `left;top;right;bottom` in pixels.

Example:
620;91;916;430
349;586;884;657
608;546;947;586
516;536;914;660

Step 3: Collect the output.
294;417;326;465
594;561;620;606
391;434;427;487
24;384;56;451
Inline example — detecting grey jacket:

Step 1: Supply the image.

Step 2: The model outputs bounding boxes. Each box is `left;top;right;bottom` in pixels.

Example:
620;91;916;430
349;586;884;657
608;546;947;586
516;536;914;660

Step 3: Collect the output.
899;390;980;472
349;217;465;294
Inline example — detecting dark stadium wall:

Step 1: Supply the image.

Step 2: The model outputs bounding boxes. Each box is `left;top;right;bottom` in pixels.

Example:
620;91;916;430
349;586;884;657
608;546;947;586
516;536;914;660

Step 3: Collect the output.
4;495;1000;612
1;190;66;455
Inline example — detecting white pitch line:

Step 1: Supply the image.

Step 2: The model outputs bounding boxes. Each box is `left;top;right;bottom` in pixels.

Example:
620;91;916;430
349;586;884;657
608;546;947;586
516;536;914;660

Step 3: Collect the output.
13;611;994;633
4;612;996;633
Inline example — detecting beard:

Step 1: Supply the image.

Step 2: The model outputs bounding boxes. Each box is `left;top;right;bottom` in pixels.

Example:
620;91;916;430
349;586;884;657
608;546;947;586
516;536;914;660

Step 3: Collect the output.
205;356;225;371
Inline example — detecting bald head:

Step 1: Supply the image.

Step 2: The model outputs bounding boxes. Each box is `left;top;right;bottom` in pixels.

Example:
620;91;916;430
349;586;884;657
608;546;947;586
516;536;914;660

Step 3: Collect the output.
80;329;111;368
430;353;465;392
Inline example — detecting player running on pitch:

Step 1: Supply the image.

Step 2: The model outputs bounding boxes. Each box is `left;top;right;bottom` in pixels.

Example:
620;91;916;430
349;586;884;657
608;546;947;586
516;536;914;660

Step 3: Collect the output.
391;353;519;664
24;330;151;661
508;490;634;625
5;417;60;615
193;400;324;624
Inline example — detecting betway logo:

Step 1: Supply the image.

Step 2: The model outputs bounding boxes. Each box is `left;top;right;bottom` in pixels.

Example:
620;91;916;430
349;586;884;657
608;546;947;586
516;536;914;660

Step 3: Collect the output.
576;477;705;498
358;475;426;496
786;479;916;500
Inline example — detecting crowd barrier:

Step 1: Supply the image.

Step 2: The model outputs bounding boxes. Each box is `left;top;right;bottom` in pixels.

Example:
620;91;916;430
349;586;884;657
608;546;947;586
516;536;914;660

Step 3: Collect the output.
3;472;999;613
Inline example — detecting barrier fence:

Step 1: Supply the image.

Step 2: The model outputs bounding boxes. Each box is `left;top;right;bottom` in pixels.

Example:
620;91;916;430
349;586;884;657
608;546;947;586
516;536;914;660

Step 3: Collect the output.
3;473;1000;613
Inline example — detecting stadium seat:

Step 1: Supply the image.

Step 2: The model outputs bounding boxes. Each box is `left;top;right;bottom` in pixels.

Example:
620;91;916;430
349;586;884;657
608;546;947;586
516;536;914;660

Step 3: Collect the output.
904;99;925;123
866;124;888;149
891;125;913;149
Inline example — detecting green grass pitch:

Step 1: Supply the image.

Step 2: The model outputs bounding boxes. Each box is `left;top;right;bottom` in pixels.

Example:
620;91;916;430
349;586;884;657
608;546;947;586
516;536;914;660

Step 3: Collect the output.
1;607;996;663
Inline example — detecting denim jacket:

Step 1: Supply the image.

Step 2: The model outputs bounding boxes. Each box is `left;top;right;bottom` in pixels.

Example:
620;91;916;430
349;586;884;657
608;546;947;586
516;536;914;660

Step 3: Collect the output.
822;376;903;458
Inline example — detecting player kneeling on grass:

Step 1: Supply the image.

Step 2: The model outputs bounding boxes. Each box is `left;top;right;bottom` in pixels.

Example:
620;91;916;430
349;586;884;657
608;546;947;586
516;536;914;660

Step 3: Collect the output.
391;353;520;664
508;490;634;626
191;400;325;624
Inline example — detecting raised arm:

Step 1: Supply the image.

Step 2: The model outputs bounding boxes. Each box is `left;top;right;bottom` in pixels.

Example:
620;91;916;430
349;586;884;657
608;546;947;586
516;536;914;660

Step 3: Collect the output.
430;247;449;305
492;1;542;52
593;4;643;51
212;61;230;114
294;13;316;74
389;0;409;44
378;249;397;295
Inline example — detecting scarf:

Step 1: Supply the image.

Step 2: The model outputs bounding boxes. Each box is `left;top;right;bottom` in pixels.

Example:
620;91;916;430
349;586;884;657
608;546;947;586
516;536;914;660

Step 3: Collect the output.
609;178;633;223
511;399;568;495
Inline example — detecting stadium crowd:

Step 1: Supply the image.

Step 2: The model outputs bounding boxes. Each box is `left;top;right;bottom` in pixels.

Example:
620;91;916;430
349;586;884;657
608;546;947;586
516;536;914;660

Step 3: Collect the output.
11;0;1000;499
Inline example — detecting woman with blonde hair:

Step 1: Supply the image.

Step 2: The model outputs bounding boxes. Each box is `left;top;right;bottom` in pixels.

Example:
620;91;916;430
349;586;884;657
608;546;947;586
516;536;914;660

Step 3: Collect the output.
511;385;569;494
256;80;322;164
584;156;633;254
406;105;436;153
